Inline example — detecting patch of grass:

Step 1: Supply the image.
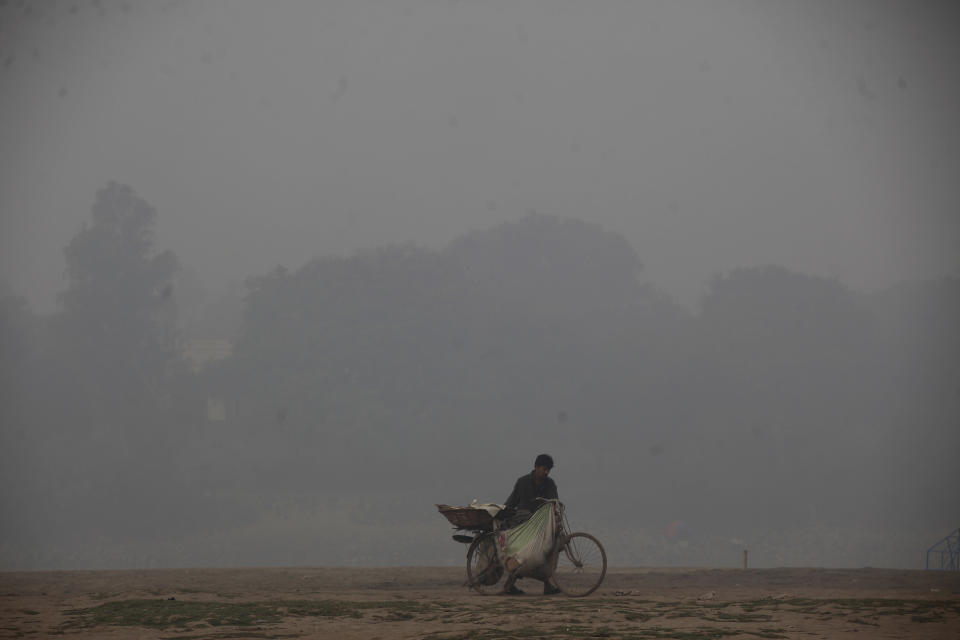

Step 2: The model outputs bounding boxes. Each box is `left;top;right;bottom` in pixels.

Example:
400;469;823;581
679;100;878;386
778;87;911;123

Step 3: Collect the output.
664;609;699;619
702;611;772;623
160;634;301;640
827;598;956;614
378;610;416;621
737;597;958;628
423;628;569;639
629;628;740;639
423;627;606;640
360;599;436;614
60;600;282;630
619;609;652;622
911;614;944;623
280;600;362;618
741;597;820;612
59;597;436;632
424;625;778;640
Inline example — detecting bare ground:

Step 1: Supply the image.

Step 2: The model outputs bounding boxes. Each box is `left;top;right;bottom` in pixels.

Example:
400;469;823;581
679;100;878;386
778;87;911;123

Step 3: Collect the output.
1;566;958;639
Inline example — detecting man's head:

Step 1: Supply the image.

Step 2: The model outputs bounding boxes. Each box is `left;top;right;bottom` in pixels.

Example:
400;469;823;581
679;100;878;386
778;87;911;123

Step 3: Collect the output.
533;453;554;481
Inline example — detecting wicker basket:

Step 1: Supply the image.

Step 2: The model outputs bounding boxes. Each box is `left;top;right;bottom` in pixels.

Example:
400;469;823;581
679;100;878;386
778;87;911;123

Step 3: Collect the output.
436;504;496;530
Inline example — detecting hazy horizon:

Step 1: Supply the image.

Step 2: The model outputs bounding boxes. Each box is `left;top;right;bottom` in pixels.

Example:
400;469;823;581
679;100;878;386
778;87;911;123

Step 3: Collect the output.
1;1;958;573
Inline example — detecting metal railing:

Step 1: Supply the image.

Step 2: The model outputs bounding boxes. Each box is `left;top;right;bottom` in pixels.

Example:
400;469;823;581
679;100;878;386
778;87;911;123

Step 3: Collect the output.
925;528;959;570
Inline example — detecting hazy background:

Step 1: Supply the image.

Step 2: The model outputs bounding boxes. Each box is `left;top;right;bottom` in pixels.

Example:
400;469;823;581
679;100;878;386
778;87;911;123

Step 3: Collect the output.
1;0;958;571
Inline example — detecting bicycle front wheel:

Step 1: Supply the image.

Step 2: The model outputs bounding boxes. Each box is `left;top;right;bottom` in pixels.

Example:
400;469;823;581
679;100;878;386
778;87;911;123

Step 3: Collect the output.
465;534;503;594
551;532;606;597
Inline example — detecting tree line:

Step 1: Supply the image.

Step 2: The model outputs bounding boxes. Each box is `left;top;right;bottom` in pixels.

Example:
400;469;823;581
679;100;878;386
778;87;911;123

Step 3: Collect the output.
1;183;957;567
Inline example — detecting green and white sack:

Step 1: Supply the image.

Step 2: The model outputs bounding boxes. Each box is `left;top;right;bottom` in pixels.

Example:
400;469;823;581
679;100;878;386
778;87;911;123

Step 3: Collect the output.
497;502;557;576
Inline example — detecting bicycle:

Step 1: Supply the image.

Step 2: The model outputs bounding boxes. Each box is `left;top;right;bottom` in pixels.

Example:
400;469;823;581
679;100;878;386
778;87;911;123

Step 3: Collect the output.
440;500;607;597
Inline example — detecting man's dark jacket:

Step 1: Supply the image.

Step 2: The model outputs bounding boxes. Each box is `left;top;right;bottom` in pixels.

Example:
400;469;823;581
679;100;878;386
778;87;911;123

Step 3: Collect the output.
504;471;558;513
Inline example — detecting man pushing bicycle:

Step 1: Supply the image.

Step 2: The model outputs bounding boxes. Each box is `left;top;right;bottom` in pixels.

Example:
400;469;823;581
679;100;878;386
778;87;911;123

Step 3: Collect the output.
498;454;562;595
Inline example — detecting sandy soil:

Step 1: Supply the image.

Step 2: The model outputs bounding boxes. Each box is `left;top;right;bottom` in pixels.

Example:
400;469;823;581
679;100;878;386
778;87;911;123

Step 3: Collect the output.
1;566;958;639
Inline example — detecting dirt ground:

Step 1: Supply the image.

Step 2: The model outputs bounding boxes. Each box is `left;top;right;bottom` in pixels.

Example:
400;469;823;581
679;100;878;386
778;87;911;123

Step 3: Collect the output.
1;566;958;639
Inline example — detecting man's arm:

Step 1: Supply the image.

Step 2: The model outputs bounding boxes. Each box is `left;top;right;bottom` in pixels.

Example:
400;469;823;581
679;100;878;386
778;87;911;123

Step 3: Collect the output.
545;479;558;501
504;478;521;510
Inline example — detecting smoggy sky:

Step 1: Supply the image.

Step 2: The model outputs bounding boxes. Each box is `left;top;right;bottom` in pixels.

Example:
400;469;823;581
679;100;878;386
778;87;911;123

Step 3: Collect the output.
1;0;957;311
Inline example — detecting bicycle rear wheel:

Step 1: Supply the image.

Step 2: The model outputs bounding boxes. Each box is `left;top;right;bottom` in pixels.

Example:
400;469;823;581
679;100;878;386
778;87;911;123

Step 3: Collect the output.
466;534;503;594
550;532;606;597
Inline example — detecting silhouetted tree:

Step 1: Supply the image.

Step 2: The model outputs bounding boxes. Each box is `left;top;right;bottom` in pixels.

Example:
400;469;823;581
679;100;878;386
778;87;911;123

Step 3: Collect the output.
687;266;875;527
861;276;960;528
0;287;39;528
35;184;187;538
56;182;181;420
0;286;35;427
207;214;687;493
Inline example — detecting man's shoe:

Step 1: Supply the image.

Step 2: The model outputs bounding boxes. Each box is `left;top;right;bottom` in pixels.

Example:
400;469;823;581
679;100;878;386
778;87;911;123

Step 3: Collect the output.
543;583;561;595
504;585;525;595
